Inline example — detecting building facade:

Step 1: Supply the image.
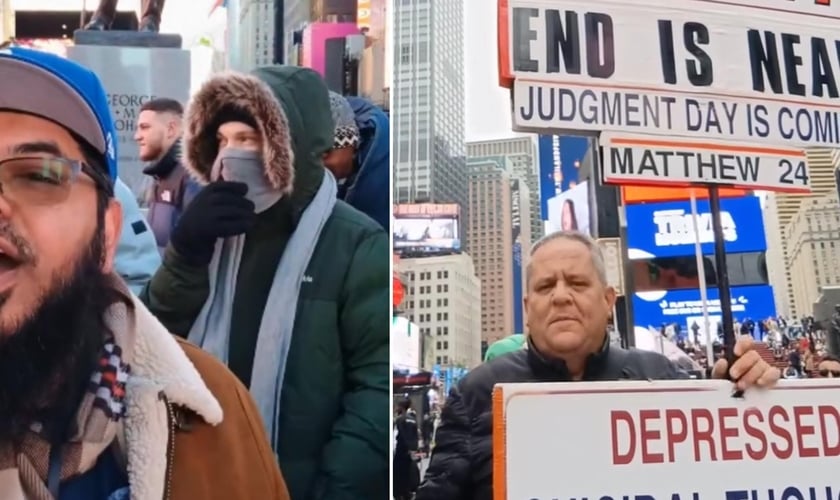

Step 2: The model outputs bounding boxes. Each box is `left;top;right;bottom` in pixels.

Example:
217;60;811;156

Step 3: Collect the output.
467;137;542;243
466;156;533;346
785;193;840;318
399;254;482;370
766;148;840;317
392;0;467;218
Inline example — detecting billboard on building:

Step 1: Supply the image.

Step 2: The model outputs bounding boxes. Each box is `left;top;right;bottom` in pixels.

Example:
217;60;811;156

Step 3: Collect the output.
393;203;461;253
621;186;748;204
536;135;589;221
300;22;361;86
392;316;421;372
511;179;523;333
633;285;777;342
625;195;766;258
545;181;591;236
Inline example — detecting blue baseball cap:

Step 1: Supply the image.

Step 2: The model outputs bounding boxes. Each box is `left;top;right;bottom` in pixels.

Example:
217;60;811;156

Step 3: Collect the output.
0;46;118;184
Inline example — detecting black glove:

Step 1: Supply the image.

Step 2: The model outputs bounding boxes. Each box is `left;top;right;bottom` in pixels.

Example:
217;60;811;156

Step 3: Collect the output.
170;181;256;266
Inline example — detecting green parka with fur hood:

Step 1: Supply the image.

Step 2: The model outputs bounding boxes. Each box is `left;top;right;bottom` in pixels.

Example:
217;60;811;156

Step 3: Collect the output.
140;67;390;500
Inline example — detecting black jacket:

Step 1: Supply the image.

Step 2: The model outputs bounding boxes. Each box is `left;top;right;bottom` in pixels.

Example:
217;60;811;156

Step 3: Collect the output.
415;338;686;500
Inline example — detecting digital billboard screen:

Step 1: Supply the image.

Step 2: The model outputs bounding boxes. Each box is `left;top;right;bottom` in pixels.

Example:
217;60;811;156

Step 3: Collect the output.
545;181;591;236
393;203;461;253
633;285;776;342
632;251;769;292
626;195;766;259
537;135;590;221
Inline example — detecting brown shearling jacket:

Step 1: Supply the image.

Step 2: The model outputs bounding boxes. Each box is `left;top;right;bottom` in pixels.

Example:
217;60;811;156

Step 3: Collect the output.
168;339;290;500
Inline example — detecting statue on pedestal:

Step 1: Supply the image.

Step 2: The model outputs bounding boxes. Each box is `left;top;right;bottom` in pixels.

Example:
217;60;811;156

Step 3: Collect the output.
84;0;166;33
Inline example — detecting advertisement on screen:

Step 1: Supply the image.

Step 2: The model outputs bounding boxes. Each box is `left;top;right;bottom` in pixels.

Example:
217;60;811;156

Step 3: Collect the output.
546;181;591;235
393;217;459;252
633;285;776;342
626;196;765;258
512;180;524;333
536;135;589;221
393;203;461;253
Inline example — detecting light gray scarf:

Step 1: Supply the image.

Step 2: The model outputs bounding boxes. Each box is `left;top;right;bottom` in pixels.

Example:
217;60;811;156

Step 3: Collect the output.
187;148;337;449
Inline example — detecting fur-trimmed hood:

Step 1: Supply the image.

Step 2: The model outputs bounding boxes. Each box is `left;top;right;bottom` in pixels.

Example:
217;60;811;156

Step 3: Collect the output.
183;72;295;195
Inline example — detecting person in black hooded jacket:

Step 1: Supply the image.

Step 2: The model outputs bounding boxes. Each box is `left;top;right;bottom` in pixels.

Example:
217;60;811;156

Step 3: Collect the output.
415;231;780;500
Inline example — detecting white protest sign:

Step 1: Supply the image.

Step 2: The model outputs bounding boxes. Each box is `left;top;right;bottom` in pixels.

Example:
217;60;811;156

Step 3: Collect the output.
492;379;840;500
597;237;625;296
730;0;839;18
600;133;811;192
505;0;840;147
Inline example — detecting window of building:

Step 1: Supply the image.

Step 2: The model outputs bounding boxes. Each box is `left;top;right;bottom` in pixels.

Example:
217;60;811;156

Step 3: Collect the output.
400;43;411;64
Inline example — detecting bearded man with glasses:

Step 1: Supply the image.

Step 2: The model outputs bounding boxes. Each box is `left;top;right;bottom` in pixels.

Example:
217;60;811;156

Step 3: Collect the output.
0;47;288;500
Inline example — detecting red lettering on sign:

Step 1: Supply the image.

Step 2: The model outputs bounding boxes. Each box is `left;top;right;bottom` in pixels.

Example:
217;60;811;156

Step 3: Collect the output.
718;407;742;460
690;408;717;461
664;409;687;462
609;405;840;465
768;405;793;459
794;406;819;457
611;410;635;465
742;408;767;460
639;410;664;463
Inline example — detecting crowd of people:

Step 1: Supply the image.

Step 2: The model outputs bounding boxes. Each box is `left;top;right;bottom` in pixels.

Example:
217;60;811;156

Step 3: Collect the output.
0;46;391;499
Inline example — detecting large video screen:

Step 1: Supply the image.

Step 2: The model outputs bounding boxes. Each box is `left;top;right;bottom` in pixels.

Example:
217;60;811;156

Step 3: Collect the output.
626;195;766;259
632;251;769;292
393;203;461;253
633;285;777;343
545;181;591;235
393;217;459;251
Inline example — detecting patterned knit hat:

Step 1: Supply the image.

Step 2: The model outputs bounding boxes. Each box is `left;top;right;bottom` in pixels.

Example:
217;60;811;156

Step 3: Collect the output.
328;91;360;150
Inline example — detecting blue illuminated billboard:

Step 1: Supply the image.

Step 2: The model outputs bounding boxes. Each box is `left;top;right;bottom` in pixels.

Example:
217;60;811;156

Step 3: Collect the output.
537;135;589;221
633;285;776;340
626;196;766;258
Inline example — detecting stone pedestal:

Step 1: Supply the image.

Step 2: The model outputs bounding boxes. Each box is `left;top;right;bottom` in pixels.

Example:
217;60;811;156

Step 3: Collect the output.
67;31;191;202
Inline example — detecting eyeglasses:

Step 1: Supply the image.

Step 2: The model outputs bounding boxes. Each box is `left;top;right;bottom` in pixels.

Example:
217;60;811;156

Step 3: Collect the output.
819;369;840;378
0;156;111;206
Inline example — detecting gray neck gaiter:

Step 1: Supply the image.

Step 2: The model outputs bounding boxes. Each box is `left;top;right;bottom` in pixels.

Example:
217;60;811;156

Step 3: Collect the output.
212;148;282;213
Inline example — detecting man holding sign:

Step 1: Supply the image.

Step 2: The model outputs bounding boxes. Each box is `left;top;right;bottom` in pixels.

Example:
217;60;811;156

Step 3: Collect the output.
416;231;779;500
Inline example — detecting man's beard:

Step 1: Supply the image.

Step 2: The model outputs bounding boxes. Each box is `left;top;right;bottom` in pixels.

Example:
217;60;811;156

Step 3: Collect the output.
0;228;119;445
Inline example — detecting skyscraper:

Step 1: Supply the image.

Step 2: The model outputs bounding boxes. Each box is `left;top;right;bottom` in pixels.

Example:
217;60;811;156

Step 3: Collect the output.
392;0;467;214
466;156;533;345
467;137;542;243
